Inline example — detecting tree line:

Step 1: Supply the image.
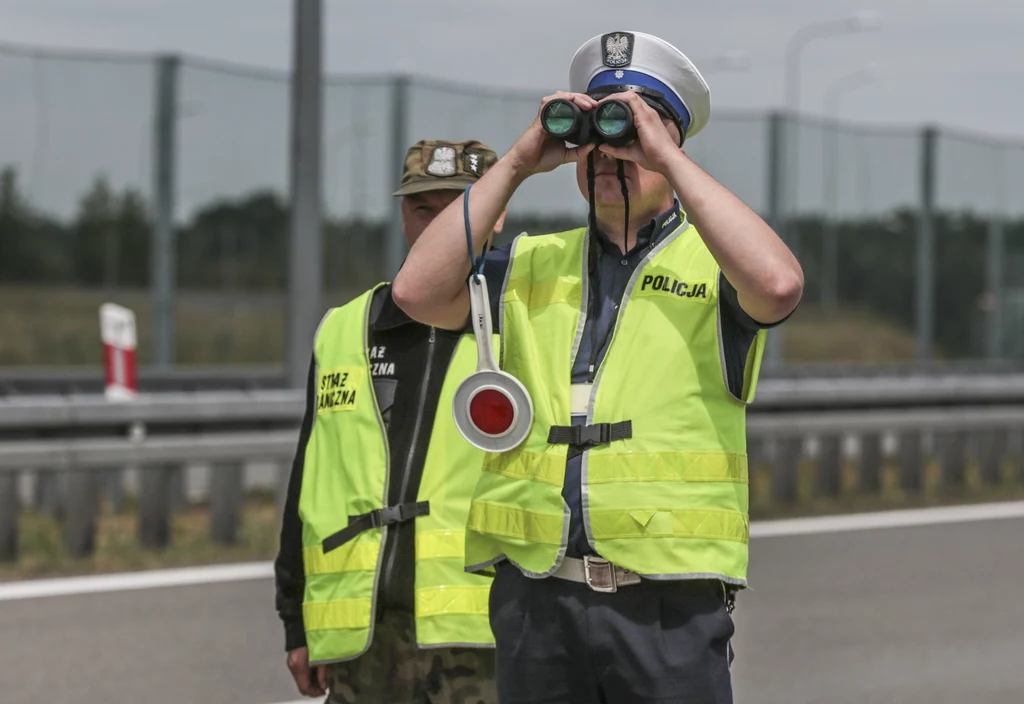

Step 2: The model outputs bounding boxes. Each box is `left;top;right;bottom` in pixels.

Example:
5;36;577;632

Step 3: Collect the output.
1;165;1021;359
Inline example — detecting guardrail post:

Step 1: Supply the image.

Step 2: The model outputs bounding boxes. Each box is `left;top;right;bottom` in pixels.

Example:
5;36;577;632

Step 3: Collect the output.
105;467;127;514
773;436;802;504
139;465;172;549
898;431;924;493
168;466;188;514
33;469;64;517
816;435;842;499
1018;429;1024;484
859;433;883;494
0;470;18;562
210;462;244;545
938;430;967;489
63;468;100;558
979;429;1007;486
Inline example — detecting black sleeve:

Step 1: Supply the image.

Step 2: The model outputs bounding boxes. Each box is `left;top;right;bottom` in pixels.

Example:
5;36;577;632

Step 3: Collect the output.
719;273;795;398
719;272;794;332
274;353;317;652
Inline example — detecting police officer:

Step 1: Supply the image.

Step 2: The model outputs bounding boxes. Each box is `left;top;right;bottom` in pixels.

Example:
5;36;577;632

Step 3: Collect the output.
274;139;506;704
393;33;803;703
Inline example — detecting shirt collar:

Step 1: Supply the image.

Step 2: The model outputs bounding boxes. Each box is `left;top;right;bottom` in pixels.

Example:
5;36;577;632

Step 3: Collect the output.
592;200;682;257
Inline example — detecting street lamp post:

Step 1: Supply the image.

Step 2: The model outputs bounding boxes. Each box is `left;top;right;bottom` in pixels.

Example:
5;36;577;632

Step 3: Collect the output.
781;11;881;257
820;64;879;309
783;11;881;118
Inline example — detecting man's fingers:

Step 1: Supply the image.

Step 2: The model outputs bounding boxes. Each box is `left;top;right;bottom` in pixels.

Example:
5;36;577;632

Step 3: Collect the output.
598;91;658;123
292;667;312;695
597;144;631;161
318;664;328;692
543;91;598;110
567;143;596;163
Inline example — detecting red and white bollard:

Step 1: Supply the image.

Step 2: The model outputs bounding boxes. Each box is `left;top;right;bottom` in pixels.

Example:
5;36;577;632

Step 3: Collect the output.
99;303;138;402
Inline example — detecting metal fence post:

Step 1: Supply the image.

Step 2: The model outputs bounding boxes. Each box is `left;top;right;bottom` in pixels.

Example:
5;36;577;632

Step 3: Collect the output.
385;74;411;281
152;54;180;369
285;0;324;391
985;217;1005;360
915;126;938;362
763;111;787;369
821;118;840;309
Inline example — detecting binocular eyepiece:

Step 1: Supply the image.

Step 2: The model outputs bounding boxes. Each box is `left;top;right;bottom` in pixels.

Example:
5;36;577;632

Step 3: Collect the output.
541;98;636;148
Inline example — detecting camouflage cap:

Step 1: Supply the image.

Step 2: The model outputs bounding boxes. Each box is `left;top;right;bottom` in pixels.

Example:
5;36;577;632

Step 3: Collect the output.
392;139;498;197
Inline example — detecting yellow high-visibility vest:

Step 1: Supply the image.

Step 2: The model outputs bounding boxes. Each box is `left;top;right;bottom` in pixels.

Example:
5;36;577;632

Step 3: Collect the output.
300;284;495;665
466;220;766;585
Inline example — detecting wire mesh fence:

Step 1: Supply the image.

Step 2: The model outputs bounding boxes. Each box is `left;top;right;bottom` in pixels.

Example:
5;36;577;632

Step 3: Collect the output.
2;41;1023;368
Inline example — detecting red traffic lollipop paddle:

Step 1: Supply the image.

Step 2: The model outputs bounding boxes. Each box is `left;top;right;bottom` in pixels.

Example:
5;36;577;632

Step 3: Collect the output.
453;273;533;452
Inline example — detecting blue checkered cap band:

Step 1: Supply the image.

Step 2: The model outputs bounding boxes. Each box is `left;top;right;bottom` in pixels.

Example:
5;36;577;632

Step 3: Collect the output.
569;31;711;139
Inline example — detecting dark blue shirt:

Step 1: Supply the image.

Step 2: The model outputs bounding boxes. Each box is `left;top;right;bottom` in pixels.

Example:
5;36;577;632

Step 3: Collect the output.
481;202;771;558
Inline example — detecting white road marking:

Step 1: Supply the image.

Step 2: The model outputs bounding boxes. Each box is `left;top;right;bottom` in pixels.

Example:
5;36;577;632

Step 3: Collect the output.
0;561;272;602
750;500;1024;539
3;501;1023;602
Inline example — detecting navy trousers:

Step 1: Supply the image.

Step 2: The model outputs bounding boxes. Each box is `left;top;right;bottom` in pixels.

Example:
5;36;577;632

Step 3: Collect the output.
489;562;736;704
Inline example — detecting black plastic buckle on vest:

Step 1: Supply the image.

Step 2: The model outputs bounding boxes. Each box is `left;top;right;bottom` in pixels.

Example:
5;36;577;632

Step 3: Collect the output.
547;420;633;448
321;501;430;554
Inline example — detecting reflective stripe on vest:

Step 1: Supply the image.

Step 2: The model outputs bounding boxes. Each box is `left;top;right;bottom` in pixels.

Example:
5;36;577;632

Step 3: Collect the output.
300;285;495;665
466;222;766;584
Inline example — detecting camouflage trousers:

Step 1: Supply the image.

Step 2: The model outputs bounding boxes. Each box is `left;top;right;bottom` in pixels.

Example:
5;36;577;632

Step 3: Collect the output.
325;610;497;704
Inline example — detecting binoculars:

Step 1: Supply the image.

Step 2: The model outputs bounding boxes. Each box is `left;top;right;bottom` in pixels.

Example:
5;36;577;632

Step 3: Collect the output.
541;98;637;147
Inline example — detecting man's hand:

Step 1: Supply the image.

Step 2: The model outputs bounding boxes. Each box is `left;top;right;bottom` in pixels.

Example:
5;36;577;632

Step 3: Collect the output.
592;91;683;175
507;91;596;179
287;646;327;698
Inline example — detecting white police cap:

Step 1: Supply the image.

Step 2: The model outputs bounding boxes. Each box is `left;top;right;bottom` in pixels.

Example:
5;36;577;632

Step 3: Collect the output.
568;31;711;139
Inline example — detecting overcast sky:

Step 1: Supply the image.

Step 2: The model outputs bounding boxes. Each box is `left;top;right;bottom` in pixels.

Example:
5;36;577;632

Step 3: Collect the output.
4;0;1024;134
2;0;1023;219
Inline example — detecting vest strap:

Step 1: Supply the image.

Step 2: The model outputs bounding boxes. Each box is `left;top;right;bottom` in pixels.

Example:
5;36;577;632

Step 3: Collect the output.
547;421;633;447
322;501;430;554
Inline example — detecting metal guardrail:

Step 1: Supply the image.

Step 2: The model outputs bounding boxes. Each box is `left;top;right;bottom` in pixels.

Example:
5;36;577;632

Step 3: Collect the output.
747;406;1024;434
2;382;1023;565
6;374;1024;430
0;366;288;396
4;361;1024;396
0;431;297;471
0;391;303;430
751;375;1024;410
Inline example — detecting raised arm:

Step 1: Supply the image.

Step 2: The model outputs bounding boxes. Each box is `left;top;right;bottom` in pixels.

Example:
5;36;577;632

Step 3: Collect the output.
596;91;803;325
392;92;597;330
663;154;803;324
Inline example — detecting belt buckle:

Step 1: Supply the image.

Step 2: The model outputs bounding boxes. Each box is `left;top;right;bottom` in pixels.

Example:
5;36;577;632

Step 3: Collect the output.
583;556;617;593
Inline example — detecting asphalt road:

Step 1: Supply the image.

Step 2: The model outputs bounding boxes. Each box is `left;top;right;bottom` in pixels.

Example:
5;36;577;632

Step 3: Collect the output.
2;515;1022;704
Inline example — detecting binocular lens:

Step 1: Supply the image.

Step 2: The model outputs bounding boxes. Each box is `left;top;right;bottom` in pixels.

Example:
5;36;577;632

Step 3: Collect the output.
595;101;630;138
542;100;578;136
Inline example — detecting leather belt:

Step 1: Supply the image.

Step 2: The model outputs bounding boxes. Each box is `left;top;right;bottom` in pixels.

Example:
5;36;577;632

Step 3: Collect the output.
551;555;642;593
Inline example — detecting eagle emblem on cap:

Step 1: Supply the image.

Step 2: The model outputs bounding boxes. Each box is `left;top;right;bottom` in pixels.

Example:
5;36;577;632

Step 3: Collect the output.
602;32;634;68
425;146;457;177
